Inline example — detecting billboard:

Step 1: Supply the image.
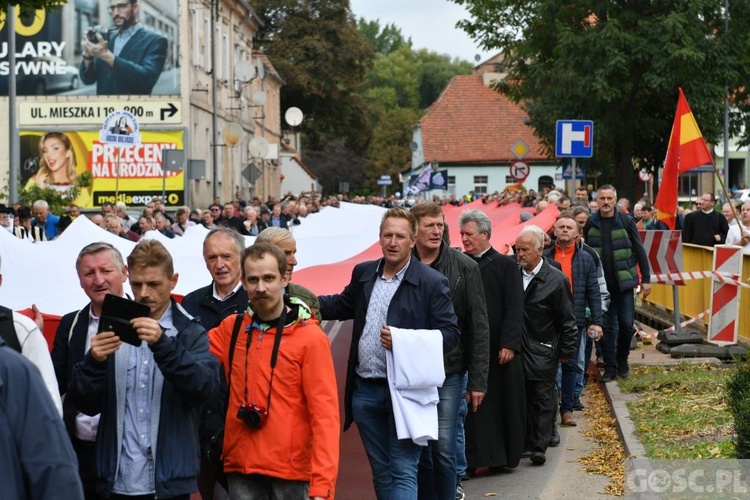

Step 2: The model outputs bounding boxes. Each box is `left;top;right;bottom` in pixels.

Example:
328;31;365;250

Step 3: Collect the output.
21;129;186;208
0;0;180;96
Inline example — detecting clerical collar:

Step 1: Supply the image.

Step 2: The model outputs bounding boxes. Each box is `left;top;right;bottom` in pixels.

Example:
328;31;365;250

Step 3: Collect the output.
472;246;492;259
701;209;713;215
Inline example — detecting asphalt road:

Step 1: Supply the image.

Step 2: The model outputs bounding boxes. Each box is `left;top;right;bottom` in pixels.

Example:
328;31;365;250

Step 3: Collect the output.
321;319;613;500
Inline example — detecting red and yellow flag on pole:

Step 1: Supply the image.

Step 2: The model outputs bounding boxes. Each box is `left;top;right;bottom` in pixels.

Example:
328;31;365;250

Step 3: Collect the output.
654;88;713;229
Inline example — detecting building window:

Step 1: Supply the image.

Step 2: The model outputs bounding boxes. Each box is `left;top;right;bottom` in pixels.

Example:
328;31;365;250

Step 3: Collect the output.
203;16;211;73
474;175;488;194
223;33;229;81
192;9;201;67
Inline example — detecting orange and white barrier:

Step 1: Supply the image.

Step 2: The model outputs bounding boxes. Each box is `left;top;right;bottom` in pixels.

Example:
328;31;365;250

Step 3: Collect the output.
708;245;745;346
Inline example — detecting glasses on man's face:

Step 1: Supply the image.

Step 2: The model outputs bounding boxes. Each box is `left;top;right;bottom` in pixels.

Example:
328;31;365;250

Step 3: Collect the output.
108;2;130;13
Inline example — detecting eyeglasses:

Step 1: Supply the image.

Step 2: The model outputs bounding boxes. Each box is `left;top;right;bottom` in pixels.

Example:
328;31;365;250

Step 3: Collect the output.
108;2;131;12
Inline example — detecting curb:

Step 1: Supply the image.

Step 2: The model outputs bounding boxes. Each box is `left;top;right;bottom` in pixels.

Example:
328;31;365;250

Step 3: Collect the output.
600;378;648;458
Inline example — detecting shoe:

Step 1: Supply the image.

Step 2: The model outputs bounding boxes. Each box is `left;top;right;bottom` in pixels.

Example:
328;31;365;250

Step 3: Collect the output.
583;373;589;387
456;482;465;500
601;368;617;383
596;356;605;368
549;425;560;447
530;451;546;465
561;412;577;427
521;449;532;458
617;359;630;379
461;470;473;480
573;395;585;411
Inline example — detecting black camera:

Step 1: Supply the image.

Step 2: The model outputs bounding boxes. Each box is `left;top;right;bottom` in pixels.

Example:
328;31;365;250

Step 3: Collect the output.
237;402;267;428
86;26;110;43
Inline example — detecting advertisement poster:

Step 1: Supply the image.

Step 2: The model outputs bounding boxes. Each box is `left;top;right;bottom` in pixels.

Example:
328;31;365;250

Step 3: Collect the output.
21;129;185;208
0;0;180;96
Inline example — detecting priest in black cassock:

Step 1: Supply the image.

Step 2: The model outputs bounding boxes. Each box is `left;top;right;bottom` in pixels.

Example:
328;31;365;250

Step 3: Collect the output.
682;192;729;246
458;210;526;472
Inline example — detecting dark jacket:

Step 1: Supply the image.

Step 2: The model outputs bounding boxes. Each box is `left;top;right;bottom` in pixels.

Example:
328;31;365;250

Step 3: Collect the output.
1;338;84;499
181;283;248;454
67;301;220;498
181;283;249;332
521;258;578;380
51;304;93;440
319;258;460;430
414;242;490;393
79;28;167;95
543;241;604;328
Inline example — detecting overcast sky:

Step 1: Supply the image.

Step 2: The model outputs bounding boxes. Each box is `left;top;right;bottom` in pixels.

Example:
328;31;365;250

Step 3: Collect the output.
349;0;494;63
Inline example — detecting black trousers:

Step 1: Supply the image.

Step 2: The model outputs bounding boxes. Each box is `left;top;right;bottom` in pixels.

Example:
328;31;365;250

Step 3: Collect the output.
524;379;557;453
73;437;104;500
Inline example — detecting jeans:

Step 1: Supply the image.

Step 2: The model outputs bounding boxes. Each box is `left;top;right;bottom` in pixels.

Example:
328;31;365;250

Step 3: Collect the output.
574;327;588;397
418;373;463;500
227;473;308;500
352;376;423;500
455;372;468;478
602;290;635;370
559;327;585;414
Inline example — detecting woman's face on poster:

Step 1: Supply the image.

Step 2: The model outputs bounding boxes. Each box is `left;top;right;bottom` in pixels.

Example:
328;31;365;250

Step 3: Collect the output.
42;136;68;172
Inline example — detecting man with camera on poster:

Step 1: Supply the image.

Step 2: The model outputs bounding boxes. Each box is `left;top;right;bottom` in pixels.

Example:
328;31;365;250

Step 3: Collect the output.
208;242;339;499
80;0;168;95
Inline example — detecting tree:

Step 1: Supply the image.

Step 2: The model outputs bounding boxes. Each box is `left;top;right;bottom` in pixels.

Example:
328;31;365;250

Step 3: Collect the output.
452;0;746;200
252;0;375;152
365;107;422;185
304;138;368;194
358;18;411;55
0;0;61;14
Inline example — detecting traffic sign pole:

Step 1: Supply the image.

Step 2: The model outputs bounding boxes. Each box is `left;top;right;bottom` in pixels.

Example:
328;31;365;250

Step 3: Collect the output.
566;158;577;197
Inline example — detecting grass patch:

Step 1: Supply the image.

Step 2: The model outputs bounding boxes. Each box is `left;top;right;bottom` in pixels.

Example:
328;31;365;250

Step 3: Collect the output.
619;364;735;459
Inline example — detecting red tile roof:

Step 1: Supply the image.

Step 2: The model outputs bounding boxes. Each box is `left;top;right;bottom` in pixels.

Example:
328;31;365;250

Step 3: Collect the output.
419;75;551;164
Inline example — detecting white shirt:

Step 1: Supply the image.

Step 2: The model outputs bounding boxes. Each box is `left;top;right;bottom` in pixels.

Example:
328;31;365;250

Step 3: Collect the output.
75;308;102;441
522;259;544;291
13;312;62;416
726;223;750;253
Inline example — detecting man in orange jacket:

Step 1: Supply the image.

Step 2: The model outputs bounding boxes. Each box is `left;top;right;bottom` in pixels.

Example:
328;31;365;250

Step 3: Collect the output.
209;242;339;499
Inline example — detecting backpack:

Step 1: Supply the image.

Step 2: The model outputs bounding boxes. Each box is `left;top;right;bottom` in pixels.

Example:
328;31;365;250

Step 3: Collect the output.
0;305;22;353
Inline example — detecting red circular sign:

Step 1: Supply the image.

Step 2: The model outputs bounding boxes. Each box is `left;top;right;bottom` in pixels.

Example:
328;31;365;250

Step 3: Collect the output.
638;169;652;182
510;161;530;182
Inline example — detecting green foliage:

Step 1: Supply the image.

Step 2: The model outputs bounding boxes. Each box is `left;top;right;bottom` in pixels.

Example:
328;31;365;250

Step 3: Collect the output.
0;0;65;15
726;356;750;458
17;170;91;214
451;0;746;200
621;364;734;459
358;18;411;55
253;0;376;153
366;107;422;185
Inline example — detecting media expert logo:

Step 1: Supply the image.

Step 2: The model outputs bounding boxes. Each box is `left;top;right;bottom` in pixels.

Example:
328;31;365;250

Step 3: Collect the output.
625;459;749;497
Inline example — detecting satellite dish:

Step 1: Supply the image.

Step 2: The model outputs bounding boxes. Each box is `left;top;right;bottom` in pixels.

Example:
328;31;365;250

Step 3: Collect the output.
474;54;481;63
285;107;304;127
249;136;269;159
222;122;243;148
235;61;256;83
251;90;267;106
409;141;419;152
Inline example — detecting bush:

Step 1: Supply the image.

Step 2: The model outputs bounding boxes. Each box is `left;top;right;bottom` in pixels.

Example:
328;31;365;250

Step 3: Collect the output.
726;356;750;458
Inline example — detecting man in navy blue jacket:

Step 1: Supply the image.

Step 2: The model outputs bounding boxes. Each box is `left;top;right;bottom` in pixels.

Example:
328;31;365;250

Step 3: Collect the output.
80;0;168;95
319;207;460;500
68;240;219;498
1;338;84;499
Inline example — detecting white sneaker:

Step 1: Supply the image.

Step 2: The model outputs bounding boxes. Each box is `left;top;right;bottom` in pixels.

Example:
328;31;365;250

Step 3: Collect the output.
456;482;466;500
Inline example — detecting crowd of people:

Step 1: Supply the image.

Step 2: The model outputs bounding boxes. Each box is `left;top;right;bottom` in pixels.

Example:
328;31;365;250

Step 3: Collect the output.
3;180;749;500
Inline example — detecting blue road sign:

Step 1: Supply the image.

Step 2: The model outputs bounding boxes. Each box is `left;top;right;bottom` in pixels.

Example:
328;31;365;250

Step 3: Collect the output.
561;163;585;180
556;120;593;158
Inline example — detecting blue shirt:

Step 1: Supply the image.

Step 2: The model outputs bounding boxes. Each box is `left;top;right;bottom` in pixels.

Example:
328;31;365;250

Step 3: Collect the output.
114;23;142;56
113;307;175;495
356;258;410;379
